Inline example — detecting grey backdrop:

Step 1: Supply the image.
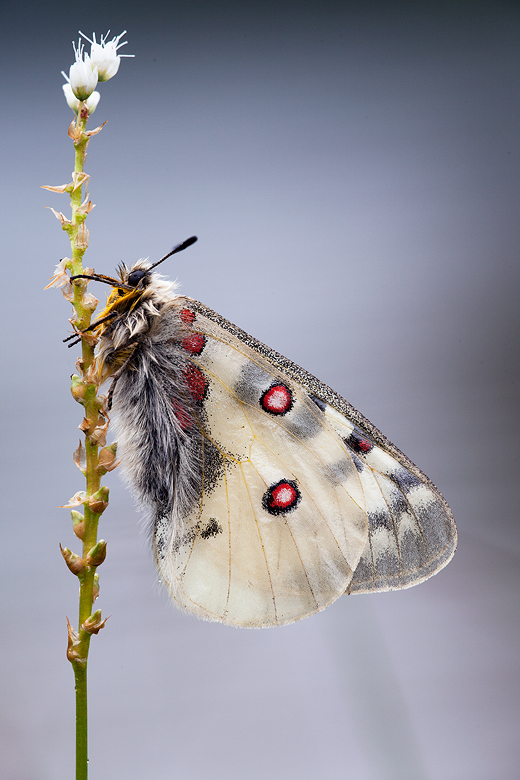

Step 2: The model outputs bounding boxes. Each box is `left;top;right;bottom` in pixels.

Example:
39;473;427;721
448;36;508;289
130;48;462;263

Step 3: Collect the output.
1;2;519;779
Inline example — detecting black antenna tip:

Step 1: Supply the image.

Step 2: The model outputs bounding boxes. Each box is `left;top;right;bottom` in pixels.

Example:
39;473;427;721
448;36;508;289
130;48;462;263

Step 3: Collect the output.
149;236;199;270
178;236;198;251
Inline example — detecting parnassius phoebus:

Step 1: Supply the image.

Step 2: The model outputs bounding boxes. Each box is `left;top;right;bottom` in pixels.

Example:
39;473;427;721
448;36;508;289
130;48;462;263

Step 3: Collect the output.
73;237;457;628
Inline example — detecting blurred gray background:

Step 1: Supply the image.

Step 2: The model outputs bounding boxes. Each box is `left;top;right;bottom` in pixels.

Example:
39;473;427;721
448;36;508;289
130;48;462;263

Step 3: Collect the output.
1;1;519;778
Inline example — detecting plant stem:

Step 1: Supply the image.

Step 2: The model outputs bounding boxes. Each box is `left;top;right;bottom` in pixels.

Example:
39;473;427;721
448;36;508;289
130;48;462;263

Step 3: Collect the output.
74;664;88;780
61;103;109;780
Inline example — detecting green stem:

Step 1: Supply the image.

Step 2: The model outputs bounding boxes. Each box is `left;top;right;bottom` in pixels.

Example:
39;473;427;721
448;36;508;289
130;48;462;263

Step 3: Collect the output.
73;663;89;780
62;102;109;780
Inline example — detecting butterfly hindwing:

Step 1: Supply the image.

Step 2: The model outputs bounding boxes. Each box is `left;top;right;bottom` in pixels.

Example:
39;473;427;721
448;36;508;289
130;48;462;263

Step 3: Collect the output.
316;404;456;593
150;298;456;627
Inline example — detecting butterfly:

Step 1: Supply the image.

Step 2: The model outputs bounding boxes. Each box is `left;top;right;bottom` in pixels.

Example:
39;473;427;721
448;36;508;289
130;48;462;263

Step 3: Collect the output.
69;237;457;628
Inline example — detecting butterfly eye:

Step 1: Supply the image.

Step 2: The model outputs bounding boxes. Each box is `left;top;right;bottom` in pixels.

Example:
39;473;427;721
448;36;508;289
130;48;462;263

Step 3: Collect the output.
127;269;147;287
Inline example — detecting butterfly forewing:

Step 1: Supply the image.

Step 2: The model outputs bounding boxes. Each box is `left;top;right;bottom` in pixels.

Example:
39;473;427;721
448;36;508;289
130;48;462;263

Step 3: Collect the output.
146;297;455;627
157;304;369;626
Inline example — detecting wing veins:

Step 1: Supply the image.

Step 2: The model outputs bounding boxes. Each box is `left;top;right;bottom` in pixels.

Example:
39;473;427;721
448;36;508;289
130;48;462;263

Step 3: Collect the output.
243;433;353;576
371;468;433;570
239;462;278;624
222;458;232;619
246;458;319;611
194;361;366;512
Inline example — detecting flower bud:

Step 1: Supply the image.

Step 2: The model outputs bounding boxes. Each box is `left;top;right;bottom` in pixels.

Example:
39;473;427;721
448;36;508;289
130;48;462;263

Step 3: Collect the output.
71;510;85;540
60;543;86;575
80;30;134;82
62;83;100;114
71;375;86;402
63;40;98;101
86;539;107;567
88;499;108;515
82;609;109;635
97;443;118;474
88;485;109;515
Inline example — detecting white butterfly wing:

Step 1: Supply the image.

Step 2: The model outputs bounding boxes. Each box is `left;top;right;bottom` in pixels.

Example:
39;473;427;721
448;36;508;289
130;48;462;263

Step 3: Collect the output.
320;405;456;593
159;324;368;626
153;299;456;627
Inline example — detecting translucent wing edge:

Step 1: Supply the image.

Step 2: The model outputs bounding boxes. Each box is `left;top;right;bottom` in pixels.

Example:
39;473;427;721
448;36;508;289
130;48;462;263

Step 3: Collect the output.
346;529;457;595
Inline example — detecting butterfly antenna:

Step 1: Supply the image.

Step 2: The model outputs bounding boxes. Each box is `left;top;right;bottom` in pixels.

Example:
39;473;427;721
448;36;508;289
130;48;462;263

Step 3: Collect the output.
148;236;198;271
69;272;133;290
63;310;119;344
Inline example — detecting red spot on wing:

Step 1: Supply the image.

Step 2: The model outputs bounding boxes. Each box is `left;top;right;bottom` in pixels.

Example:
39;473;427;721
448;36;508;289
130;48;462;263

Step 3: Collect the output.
180;308;195;325
183;364;207;402
182;333;206;355
261;384;293;415
262;479;301;515
271;482;298;507
345;432;374;454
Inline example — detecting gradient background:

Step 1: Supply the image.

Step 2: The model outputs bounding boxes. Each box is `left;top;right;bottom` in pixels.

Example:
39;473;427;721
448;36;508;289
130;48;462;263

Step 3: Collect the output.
1;2;519;779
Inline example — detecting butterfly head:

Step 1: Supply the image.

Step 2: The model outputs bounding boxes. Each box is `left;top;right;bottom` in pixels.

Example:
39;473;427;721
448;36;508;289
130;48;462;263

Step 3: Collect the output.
66;236;197;342
104;259;156;307
96;258;179;335
114;258;157;291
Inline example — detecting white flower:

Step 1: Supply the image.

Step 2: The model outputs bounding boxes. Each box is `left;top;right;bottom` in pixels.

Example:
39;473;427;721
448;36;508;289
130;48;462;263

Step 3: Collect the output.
79;30;134;82
62;83;100;114
62;40;98;101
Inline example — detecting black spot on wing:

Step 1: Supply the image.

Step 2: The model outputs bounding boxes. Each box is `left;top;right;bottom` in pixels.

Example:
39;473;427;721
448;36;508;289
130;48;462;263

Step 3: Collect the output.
389;468;423;493
154;518;170;559
328;458;357;484
351;452;365;473
201;435;225;495
368;509;394;533
169;515;223;555
344;429;374;455
285;406;322;440
389;491;409;515
234;362;272;405
309;394;327;412
200;517;223;539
